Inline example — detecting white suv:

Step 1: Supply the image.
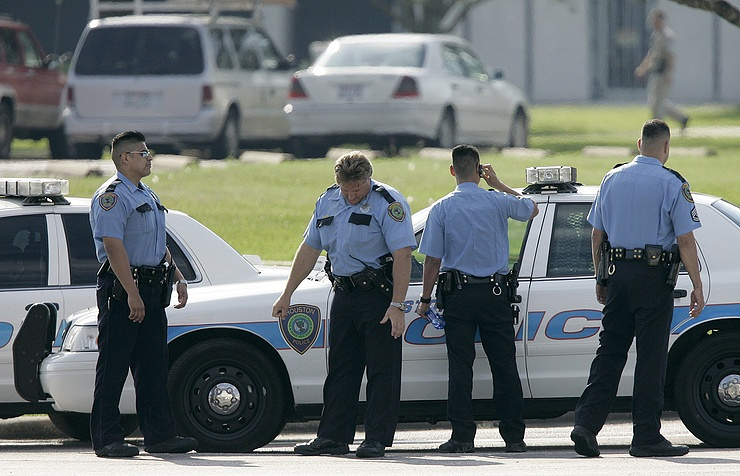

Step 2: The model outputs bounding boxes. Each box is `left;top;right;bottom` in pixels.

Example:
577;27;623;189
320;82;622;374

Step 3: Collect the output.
63;14;294;159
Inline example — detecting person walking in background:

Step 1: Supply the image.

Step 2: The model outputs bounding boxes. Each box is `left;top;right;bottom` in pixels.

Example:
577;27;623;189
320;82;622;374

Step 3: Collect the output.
415;144;538;454
90;130;197;457
272;151;415;458
635;8;689;131
571;119;704;458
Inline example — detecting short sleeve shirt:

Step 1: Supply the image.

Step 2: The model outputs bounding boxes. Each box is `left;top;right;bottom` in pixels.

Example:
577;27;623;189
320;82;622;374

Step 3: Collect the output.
90;173;167;266
587;155;701;250
419;182;535;276
303;179;416;276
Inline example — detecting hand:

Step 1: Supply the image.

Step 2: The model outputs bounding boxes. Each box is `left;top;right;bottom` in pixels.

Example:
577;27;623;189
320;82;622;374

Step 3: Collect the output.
174;282;188;309
595;283;606;305
688;287;705;318
480;163;501;188
380;306;406;339
127;291;146;323
272;294;291;318
416;301;430;317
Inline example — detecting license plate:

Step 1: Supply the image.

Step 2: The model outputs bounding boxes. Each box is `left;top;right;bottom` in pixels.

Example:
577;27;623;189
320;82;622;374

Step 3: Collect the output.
121;91;151;107
337;84;363;102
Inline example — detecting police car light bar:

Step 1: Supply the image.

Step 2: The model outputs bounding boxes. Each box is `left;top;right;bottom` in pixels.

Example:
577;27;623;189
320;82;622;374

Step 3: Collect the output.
0;178;70;205
526;166;577;184
523;166;579;194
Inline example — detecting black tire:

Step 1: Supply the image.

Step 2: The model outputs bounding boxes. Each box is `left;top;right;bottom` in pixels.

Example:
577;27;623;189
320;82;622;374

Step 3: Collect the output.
435;111;455;149
0;103;13;158
168;338;287;452
72;143;103;160
211;112;239;159
508;110;529;148
290;136;329;159
48;411;139;441
674;332;740;447
48;125;70;159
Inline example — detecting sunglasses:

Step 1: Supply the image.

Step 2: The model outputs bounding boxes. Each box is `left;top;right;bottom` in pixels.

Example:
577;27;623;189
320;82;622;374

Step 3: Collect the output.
123;149;152;158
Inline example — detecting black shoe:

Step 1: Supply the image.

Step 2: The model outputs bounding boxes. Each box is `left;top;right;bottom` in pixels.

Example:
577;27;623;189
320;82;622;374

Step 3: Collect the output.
356;439;385;458
629;439;689;457
571;425;600;457
95;441;139;458
144;436;198;453
439;439;475;453
294;437;349;456
505;441;527;453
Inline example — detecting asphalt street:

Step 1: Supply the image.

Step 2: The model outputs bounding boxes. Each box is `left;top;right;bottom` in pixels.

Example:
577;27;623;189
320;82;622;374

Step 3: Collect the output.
1;412;738;475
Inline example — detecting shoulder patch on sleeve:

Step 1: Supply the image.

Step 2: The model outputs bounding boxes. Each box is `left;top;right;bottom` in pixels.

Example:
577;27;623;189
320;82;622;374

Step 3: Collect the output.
387;202;406;222
99;192;118;211
681;182;694;203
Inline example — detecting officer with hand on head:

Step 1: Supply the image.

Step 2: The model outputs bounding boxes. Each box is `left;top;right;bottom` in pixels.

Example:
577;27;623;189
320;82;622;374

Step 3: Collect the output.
89;131;197;458
416;144;538;454
571;119;704;458
272;151;416;458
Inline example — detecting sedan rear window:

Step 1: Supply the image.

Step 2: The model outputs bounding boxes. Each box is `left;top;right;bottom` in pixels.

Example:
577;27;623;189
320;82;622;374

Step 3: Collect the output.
318;42;425;68
713;199;740;228
74;26;204;76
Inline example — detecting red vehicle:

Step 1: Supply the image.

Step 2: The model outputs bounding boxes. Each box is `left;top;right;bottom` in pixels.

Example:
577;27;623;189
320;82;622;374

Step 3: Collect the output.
0;17;67;158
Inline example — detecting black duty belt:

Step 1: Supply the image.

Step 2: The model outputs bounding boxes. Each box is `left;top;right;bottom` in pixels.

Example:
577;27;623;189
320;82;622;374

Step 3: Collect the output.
610;246;671;266
131;264;168;285
458;272;507;286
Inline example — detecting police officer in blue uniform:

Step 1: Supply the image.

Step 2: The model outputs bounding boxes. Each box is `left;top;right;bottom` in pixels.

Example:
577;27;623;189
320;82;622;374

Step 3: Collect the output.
416;144;538;454
90;131;197;457
571;119;704;458
272;151;415;458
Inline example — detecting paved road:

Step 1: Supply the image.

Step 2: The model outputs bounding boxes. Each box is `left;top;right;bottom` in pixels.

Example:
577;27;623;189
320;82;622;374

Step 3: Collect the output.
1;412;737;475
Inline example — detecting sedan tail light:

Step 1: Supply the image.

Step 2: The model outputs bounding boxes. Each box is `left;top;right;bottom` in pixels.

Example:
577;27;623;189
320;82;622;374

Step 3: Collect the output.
289;75;308;99
202;85;214;107
392;76;419;98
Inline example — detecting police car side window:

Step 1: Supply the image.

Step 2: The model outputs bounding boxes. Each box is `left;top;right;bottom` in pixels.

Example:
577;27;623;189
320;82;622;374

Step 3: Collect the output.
547;203;594;277
0;215;48;288
167;235;196;281
62;214;99;286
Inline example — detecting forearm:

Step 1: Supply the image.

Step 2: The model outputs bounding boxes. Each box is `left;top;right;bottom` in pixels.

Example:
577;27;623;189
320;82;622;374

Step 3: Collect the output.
591;228;605;274
421;256;442;299
390;247;413;302
677;232;702;290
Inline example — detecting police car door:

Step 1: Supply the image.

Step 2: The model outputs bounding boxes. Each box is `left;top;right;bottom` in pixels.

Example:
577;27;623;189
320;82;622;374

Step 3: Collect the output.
522;196;613;398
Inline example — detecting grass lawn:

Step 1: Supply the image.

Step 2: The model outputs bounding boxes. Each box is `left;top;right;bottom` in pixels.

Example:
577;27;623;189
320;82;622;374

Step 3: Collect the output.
18;104;740;262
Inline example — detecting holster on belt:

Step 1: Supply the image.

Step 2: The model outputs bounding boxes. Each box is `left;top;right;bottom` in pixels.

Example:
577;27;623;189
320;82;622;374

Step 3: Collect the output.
506;262;522;304
596;238;610;286
435;272;452;310
664;244;681;288
160;262;176;307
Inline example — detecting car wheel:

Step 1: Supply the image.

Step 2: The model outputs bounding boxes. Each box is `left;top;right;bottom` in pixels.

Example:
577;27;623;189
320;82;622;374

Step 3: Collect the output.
290;136;329;159
674;332;740;447
72;143;103;160
212;112;239;159
48;411;139;441
435;111;456;149
508;110;528;148
48;126;70;159
0;103;13;158
168;338;287;452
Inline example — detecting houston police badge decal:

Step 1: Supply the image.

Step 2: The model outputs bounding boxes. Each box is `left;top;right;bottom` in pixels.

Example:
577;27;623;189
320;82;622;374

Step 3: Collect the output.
280;304;321;355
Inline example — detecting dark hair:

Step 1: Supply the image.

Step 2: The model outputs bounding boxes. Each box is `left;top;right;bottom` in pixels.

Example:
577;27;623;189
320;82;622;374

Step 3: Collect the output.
451;144;480;176
111;130;146;151
641;119;670;142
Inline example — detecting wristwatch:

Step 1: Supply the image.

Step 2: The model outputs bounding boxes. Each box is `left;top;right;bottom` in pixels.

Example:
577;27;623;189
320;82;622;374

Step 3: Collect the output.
389;301;405;311
175;279;188;286
419;295;432;304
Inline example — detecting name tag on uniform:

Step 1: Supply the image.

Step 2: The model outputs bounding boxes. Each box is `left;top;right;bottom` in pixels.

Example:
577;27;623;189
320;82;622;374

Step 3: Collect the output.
348;213;372;226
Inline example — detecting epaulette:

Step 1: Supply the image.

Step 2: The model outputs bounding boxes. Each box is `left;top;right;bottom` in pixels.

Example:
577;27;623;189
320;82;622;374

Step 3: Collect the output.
612;162;626;169
663;166;687;183
104;179;122;193
326;184;339;191
372;184;395;204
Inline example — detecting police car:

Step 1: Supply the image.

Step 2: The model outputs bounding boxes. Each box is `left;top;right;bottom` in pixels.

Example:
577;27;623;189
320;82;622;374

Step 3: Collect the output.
9;170;740;451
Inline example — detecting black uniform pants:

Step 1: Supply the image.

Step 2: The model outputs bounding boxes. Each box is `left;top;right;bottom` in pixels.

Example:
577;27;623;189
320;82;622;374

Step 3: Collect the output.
574;260;673;447
442;283;525;444
316;287;402;446
90;274;176;450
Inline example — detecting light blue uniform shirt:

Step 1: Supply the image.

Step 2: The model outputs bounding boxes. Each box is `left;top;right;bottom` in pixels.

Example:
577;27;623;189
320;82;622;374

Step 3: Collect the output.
419;182;535;276
587;155;701;250
90;173;167;267
304;179;416;276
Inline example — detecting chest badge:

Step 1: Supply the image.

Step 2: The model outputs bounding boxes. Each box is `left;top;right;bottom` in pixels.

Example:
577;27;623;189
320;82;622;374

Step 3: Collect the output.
360;203;371;213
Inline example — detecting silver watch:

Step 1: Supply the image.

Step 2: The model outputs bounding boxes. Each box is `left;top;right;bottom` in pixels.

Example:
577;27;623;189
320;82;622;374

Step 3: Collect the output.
389;301;405;311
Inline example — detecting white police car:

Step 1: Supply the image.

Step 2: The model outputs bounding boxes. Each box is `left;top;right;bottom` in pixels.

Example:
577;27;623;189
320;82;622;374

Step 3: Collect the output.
11;169;740;451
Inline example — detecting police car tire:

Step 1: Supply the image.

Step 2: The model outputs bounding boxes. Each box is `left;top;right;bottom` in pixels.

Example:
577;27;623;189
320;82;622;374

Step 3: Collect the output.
673;331;740;448
168;338;287;452
48;411;138;441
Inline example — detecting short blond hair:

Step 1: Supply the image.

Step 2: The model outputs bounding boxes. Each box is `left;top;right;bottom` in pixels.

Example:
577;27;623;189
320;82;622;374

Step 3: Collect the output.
334;151;373;184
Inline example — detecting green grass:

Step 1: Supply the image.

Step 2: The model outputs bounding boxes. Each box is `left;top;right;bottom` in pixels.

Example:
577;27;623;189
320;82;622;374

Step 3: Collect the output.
22;104;740;262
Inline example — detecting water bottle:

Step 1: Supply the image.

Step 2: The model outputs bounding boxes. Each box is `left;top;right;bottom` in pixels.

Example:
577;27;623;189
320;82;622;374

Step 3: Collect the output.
425;306;446;329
